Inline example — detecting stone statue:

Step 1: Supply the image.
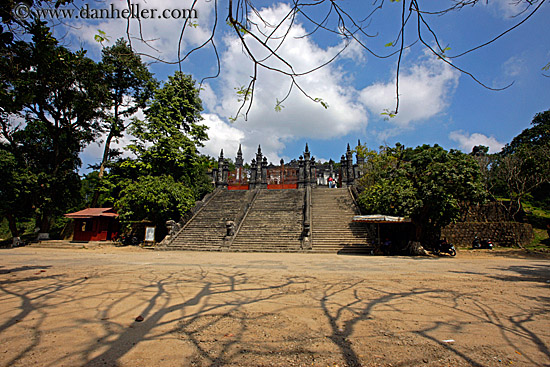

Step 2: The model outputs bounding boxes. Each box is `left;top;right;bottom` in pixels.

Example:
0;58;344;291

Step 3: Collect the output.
225;220;236;237
166;220;181;238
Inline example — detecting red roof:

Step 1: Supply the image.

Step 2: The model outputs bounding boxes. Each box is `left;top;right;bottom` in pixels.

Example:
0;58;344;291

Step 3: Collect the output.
64;208;119;219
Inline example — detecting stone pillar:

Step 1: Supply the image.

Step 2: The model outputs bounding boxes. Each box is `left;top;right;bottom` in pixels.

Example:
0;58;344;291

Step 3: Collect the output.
222;158;229;187
235;144;243;168
250;158;257;189
235;144;244;184
261;157;268;189
303;143;311;187
255;145;263;189
340;154;347;187
280;159;285;186
310;156;316;186
346;143;354;186
216;149;225;188
298;155;305;188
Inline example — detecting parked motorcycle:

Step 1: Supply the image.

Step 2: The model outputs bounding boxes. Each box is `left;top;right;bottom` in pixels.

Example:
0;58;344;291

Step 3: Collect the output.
116;234;141;247
433;239;456;256
472;236;493;249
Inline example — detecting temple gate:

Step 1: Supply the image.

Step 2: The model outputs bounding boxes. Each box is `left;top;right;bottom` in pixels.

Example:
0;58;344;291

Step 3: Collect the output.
217;142;362;190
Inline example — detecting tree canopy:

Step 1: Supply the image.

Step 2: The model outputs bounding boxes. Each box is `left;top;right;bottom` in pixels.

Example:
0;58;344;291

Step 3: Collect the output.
490;110;550;218
91;38;156;206
104;71;212;235
0;21;106;233
357;144;487;245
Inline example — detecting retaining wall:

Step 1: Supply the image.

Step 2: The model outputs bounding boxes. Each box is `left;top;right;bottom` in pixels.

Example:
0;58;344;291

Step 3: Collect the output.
442;222;533;247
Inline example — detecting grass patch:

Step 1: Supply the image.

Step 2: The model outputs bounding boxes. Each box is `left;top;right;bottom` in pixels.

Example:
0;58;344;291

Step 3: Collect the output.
526;227;550;250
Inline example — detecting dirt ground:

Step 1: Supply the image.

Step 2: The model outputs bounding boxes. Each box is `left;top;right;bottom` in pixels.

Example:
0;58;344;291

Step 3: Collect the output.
0;246;549;367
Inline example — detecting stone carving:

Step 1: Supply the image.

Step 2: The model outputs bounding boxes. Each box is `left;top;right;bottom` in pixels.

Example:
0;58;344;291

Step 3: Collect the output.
225;220;236;237
166;220;182;238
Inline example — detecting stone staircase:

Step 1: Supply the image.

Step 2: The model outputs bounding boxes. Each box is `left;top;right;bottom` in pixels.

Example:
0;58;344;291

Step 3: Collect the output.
166;189;255;251
231;189;304;252
310;187;373;254
164;187;373;254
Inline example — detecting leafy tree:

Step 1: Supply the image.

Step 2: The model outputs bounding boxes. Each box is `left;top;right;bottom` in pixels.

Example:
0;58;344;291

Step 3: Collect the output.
0;148;35;237
502;110;550;156
109;71;212;232
115;175;195;240
358;144;487;245
125;71;209;194
91;38;156;206
0;22;106;233
492;110;550;218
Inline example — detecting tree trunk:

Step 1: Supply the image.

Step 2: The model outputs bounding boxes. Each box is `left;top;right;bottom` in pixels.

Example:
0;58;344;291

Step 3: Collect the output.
6;213;19;238
90;129;114;207
91;103;121;208
40;211;51;233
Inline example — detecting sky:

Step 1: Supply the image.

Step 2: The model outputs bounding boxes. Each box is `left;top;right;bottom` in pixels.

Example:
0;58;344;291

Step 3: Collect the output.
38;0;549;169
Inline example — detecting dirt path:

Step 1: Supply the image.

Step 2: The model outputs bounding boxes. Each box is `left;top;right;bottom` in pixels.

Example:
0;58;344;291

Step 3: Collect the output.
0;247;549;366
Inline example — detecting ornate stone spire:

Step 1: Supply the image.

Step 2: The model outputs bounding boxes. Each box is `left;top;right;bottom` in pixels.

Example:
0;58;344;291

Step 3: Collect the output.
235;144;243;168
303;143;310;161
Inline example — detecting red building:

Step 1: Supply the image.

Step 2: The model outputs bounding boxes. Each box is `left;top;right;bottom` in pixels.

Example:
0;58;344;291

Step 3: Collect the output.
64;208;119;241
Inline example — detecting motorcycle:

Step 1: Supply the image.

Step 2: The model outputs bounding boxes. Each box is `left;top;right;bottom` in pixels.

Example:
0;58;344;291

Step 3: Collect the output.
433;239;456;257
472;236;493;249
116;234;141;247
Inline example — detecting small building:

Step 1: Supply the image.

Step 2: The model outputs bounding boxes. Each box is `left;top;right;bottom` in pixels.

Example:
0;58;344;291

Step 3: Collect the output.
64;208;119;241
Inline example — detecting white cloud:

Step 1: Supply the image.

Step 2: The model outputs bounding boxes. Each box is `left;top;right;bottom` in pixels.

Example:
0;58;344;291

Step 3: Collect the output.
358;53;460;128
66;0;214;61
449;130;505;153
200;114;245;159
487;0;533;18
205;3;368;163
502;55;525;77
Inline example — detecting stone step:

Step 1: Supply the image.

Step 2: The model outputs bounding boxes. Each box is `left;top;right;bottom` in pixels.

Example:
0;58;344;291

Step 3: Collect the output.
28;241;115;249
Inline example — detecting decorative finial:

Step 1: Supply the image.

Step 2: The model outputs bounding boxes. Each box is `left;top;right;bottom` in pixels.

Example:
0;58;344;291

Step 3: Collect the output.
305;143;309;153
257;144;262;154
237;144;242;154
220;149;224;158
347;143;351;152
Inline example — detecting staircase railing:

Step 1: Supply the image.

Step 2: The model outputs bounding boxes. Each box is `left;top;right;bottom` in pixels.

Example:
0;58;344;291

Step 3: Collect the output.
227;188;261;248
347;186;362;215
301;186;312;250
159;188;222;247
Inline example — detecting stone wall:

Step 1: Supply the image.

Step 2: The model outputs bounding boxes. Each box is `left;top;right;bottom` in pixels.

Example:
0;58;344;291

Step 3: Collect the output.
461;202;513;222
442;222;533;247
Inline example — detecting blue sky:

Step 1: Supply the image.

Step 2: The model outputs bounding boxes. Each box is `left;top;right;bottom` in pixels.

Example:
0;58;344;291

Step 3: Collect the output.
44;0;549;168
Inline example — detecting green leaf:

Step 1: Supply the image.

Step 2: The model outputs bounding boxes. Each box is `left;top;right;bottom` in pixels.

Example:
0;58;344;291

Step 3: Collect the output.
313;97;329;109
94;29;110;44
381;109;397;119
274;99;284;112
